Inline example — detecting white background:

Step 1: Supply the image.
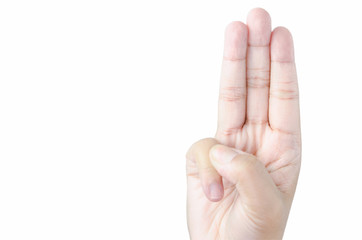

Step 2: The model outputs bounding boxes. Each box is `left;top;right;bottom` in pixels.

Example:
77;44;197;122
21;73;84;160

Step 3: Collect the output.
0;0;361;239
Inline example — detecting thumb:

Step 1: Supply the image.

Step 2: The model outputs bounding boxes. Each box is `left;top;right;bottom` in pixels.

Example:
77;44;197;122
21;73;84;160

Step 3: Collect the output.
209;144;281;207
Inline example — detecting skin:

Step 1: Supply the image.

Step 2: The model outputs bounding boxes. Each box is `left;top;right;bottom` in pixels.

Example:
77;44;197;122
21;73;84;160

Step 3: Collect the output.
186;8;301;240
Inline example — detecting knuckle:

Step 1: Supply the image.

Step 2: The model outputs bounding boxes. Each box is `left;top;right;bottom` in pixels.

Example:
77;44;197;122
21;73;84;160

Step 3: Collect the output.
219;86;246;102
188;138;215;153
270;83;299;100
246;69;270;88
199;165;216;175
186;138;218;166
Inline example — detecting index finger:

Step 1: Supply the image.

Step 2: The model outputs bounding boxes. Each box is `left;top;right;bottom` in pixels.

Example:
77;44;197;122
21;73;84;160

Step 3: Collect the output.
216;22;248;144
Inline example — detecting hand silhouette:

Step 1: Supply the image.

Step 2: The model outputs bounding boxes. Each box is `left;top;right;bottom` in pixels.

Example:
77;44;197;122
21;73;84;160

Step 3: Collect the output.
186;8;301;240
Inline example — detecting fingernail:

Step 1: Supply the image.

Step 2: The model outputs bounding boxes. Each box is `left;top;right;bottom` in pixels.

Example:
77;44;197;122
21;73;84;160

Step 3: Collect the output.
209;182;223;201
210;145;238;164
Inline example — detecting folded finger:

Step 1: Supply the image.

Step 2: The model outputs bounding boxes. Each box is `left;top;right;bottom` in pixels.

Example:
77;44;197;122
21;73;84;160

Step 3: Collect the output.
186;138;224;202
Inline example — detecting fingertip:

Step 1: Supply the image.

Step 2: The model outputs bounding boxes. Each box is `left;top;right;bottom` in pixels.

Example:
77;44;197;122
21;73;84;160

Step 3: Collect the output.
247;8;272;45
272;26;292;37
248;7;269;14
247;8;271;24
271;26;295;62
225;21;247;33
224;21;248;60
187;138;217;158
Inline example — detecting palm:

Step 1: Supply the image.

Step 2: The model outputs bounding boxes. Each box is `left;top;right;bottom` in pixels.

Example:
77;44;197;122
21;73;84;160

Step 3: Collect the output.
224;124;301;193
187;9;301;239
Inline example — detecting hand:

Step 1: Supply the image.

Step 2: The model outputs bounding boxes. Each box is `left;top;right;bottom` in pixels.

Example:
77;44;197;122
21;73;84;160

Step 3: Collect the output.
186;8;301;240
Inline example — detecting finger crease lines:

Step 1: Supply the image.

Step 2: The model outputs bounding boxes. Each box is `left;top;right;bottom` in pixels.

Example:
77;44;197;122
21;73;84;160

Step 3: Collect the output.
269;161;295;175
223;56;246;62
219;87;246;102
247;76;269;81
269;94;299;100
247;44;269;48
270;89;299;100
271;60;294;64
218;126;242;136
271;81;297;85
270;127;299;136
247;68;270;72
245;119;268;125
247;82;269;88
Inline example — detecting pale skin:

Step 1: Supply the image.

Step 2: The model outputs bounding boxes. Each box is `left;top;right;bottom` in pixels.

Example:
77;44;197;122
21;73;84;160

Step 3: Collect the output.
186;8;301;240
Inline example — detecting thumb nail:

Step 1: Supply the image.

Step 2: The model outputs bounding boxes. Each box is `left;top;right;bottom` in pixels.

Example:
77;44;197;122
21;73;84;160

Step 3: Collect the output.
210;145;238;164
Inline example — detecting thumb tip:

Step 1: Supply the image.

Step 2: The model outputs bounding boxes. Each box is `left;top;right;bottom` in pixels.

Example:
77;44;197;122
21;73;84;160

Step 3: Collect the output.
210;144;238;164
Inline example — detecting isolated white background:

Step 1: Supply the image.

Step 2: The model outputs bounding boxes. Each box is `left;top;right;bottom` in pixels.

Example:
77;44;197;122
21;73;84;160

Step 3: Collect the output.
0;0;361;239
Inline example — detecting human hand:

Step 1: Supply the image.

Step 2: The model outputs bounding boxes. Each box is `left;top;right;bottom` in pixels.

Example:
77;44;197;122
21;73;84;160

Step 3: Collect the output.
186;8;301;240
